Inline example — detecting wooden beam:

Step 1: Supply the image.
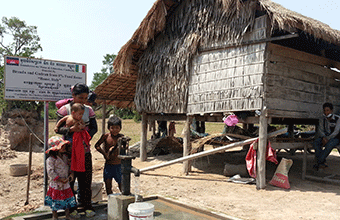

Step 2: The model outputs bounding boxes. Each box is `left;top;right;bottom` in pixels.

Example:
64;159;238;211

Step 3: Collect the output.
199;33;299;53
140;128;287;173
270;142;312;149
140;113;148;161
147;114;188;121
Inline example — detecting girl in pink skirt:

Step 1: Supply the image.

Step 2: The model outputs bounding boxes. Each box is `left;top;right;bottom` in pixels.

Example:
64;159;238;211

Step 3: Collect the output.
45;136;77;219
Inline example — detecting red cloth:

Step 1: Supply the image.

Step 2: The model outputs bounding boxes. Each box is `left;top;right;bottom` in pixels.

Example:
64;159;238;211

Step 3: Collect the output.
46;186;75;200
245;139;278;178
71;130;91;172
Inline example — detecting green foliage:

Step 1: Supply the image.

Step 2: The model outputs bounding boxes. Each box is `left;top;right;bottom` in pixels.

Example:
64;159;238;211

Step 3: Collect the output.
113;108;134;120
0;17;42;61
89;54;116;90
0;16;43;116
48;102;58;119
133;110;141;122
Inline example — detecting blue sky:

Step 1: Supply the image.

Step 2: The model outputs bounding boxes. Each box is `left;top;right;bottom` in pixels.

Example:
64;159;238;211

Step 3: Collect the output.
1;0;338;86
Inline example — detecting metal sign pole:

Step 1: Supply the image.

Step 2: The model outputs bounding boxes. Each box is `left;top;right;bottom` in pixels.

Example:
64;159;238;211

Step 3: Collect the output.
43;101;49;198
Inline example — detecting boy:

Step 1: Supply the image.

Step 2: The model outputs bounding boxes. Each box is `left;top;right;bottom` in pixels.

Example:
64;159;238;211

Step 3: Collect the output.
95;116;125;195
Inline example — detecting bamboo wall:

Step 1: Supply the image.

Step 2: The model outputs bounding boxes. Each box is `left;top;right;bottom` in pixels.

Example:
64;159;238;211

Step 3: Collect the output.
265;43;340;119
187;16;269;114
188;43;265;114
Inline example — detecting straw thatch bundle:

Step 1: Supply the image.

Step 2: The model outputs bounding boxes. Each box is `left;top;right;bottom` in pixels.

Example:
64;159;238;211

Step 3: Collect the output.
96;0;340;111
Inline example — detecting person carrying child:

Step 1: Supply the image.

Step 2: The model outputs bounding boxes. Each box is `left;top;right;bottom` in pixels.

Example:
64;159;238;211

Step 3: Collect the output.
56;83;97;218
55;103;91;173
95;116;126;195
45;136;77;220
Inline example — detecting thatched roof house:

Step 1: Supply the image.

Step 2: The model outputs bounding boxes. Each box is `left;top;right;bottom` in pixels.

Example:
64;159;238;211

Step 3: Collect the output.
95;0;340;121
95;0;340;188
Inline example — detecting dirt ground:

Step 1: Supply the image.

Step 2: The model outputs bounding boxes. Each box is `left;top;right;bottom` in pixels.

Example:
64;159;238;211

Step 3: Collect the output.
1;144;340;220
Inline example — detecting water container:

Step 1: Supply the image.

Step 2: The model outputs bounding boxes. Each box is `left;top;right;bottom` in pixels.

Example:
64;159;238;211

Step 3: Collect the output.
128;202;154;220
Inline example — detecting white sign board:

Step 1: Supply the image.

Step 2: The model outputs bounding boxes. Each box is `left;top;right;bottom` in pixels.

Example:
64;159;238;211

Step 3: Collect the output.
4;56;86;102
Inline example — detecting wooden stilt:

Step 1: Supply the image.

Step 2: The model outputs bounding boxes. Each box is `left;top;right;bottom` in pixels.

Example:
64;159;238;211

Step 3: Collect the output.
257;110;268;189
140;113;148;161
102;100;106;135
183;116;192;174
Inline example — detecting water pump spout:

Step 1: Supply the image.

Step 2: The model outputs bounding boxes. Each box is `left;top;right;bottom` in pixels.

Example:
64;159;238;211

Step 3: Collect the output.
131;167;140;177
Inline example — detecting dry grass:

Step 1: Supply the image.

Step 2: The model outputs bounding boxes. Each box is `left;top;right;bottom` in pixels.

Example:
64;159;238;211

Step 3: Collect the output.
49;119;225;145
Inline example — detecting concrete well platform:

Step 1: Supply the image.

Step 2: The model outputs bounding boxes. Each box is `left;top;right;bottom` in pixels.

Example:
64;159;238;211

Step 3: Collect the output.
12;195;240;220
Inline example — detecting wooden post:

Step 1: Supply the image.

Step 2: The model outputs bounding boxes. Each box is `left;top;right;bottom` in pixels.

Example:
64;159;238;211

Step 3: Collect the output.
25;133;33;205
183;116;192;174
102;100;106;135
302;144;307;180
257;110;268;189
151;120;156;137
140;113;148;161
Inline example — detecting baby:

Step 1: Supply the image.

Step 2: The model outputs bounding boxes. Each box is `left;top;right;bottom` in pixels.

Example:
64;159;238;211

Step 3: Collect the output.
54;103;85;133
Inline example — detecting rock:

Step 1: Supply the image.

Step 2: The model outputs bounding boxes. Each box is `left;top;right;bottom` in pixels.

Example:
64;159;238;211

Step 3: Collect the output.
0;109;44;152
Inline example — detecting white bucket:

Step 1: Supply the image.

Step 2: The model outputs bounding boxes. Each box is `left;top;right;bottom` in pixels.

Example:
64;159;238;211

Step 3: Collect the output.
128;202;154;220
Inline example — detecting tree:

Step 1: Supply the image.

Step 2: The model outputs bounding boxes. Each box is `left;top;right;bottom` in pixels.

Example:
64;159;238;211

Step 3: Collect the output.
89;54;116;90
0;17;43;116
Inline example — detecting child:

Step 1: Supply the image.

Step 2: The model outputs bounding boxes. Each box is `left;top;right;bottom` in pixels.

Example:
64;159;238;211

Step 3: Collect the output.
45;136;77;220
54;103;86;135
95;116;125;195
54;103;91;172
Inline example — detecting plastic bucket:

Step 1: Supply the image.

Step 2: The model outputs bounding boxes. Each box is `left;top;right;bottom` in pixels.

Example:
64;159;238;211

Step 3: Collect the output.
128;202;154;220
9;164;28;176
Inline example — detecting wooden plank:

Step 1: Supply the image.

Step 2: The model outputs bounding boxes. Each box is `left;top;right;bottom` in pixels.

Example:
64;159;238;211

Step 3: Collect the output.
268;53;340;80
267;61;324;85
266;84;325;103
268;43;340;70
270;142;312;149
266;98;321;119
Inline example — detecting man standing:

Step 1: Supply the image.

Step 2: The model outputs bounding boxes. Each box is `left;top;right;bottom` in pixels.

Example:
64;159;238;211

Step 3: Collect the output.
313;102;340;170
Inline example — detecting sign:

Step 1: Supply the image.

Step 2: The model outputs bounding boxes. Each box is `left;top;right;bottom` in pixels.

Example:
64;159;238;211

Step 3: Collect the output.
4;56;86;102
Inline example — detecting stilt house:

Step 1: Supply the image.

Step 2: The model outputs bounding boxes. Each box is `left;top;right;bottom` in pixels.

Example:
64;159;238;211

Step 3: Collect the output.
94;0;340;188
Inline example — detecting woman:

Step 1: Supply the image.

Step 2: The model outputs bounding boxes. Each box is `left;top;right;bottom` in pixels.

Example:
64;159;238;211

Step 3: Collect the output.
56;83;98;218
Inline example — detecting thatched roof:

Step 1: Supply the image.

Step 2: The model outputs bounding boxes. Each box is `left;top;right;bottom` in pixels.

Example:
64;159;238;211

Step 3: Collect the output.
95;0;340;109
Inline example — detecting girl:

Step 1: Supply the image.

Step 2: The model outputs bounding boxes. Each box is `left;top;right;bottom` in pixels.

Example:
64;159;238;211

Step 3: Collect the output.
45;136;77;219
